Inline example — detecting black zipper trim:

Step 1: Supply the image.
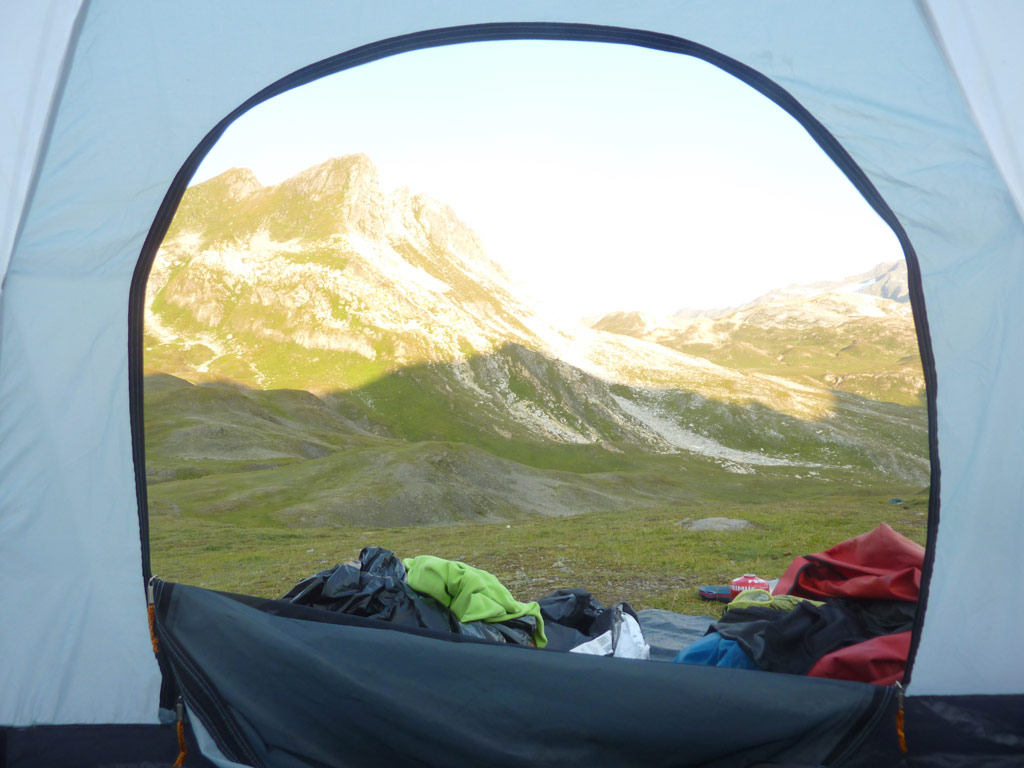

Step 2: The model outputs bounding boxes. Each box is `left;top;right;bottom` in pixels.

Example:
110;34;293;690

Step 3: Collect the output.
128;17;940;672
823;683;896;766
152;581;264;767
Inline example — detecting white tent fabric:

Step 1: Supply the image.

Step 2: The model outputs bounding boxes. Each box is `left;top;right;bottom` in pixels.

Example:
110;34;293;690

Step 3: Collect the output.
913;0;1024;696
0;0;83;302
1;0;1022;725
926;0;1024;224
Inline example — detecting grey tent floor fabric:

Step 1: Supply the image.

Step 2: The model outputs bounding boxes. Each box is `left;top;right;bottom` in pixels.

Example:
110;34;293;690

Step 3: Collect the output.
637;609;715;662
156;582;884;768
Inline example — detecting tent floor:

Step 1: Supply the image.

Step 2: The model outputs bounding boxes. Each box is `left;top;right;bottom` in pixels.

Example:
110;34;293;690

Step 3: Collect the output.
1;723;214;768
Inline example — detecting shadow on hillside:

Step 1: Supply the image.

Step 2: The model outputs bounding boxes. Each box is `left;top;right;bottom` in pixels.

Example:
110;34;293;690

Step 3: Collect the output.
144;354;932;603
145;341;930;492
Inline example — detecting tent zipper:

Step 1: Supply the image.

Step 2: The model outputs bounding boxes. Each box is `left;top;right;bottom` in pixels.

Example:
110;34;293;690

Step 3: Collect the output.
152;582;264;767
824;683;896;766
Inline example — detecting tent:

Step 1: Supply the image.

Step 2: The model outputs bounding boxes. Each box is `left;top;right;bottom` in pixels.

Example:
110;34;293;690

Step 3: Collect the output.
2;2;1022;765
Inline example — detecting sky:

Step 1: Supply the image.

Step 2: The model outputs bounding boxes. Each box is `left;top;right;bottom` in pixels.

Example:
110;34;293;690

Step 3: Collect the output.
193;40;903;319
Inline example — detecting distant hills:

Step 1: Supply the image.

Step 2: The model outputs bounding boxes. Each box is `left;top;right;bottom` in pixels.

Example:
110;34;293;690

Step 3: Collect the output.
592;261;921;406
669;261;908;320
144;155;928;526
689;260;910;313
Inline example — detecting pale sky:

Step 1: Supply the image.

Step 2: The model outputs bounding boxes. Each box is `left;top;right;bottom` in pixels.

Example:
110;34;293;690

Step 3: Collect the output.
193;40;903;319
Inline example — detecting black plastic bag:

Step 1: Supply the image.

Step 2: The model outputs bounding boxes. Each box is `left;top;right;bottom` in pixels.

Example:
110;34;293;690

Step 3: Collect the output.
283;546;536;645
538;588;642;653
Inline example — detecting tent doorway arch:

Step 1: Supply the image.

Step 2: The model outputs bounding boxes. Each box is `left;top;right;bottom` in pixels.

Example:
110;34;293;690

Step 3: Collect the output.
131;20;938;680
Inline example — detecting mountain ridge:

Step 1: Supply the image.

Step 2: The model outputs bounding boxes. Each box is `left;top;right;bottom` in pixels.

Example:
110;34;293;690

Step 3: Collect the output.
144;154;929;526
669;260;910;319
593;263;921;406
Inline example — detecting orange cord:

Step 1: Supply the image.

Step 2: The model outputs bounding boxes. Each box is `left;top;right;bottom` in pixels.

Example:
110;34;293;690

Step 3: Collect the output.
150;591;186;766
147;603;160;655
896;704;908;753
173;716;188;766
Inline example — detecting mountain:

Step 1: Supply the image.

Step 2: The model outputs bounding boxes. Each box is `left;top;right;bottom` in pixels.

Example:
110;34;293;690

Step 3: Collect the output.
730;261;910;309
150;154;534;385
594;262;922;406
669;261;910;319
144;156;929;526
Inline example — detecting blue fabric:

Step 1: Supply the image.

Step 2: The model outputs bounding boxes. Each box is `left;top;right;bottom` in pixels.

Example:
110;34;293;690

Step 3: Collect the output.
674;633;758;670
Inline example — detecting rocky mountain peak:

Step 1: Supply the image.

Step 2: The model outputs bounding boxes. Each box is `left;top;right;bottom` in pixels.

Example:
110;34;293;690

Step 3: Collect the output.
670;260;910;319
281;153;381;201
405;193;493;269
201;167;263;201
859;261;909;302
179;155;496;258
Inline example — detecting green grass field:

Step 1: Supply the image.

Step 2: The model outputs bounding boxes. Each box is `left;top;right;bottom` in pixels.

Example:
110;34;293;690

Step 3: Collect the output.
151;489;928;617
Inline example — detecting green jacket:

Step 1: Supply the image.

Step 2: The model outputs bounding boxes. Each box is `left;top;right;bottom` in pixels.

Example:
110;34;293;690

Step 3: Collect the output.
726;589;824;612
403;555;547;648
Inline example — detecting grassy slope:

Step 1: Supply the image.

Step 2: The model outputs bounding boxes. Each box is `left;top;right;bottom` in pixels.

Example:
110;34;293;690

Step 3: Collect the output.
147;370;928;614
146;368;926;527
605;313;924;406
674;323;923;406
